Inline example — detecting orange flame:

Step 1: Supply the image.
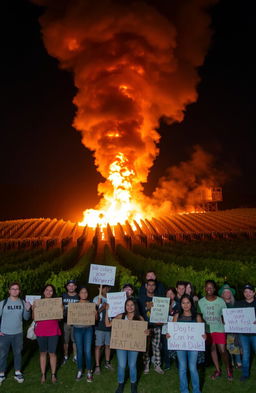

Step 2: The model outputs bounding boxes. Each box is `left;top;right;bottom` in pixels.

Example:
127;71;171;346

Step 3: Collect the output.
35;0;221;228
79;152;144;227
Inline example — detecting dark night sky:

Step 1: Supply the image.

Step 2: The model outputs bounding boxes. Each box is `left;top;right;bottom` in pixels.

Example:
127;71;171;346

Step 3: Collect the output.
1;0;255;223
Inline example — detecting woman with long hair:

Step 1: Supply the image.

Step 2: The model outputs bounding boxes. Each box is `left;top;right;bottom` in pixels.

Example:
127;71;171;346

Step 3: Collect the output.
73;286;97;382
219;284;242;369
105;298;149;393
162;287;178;370
167;294;206;393
33;284;61;384
185;282;199;305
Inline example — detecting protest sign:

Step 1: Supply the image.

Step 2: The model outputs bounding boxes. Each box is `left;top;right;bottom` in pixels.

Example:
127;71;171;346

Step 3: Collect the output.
110;319;147;352
150;297;170;323
88;264;116;286
34;298;63;321
162;315;173;335
25;295;41;305
67;302;96;326
167;322;205;351
107;292;126;318
223;307;256;333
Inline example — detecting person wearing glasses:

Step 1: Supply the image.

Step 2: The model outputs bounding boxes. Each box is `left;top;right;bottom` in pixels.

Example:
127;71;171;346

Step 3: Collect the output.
0;282;31;385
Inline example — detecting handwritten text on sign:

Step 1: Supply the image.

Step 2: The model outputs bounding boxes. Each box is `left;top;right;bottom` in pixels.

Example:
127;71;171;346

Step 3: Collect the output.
88;264;116;286
107;292;126;318
167;322;205;351
34;298;63;321
25;295;41;305
223;307;256;333
110;319;148;352
67;302;96;326
150;297;170;323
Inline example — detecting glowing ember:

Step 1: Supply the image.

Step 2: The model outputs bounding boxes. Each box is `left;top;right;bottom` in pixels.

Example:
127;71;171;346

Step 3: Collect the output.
79;152;143;227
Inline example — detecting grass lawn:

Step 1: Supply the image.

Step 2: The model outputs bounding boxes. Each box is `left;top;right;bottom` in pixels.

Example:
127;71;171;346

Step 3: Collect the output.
1;341;255;393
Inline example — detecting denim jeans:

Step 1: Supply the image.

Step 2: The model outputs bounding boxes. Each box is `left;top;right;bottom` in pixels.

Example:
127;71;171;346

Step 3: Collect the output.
73;327;93;371
116;349;138;383
239;334;256;377
161;335;171;368
0;333;23;372
176;350;201;393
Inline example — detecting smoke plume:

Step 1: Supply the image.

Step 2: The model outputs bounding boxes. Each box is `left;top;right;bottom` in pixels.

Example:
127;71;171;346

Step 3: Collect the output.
33;0;219;222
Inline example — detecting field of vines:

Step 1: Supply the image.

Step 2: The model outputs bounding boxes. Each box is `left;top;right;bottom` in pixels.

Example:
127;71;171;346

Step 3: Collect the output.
1;237;256;299
1;238;256;392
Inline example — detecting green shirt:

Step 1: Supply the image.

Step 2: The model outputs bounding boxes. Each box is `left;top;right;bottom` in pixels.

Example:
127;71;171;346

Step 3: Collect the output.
198;296;227;333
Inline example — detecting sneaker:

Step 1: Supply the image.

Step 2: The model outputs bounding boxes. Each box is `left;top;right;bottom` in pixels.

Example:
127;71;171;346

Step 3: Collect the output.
211;369;222;380
240;375;249;382
73;356;77;364
62;356;68;366
14;372;24;383
144;364;150;374
0;375;5;385
86;371;93;382
154;365;164;375
227;368;233;381
76;371;83;381
105;362;114;370
94;366;101;375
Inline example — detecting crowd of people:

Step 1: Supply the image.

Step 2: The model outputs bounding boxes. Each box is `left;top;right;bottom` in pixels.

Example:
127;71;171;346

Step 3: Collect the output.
0;272;256;393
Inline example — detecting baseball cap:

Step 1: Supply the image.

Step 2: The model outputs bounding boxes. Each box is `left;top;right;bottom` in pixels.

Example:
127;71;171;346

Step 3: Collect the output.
65;279;77;286
243;283;255;291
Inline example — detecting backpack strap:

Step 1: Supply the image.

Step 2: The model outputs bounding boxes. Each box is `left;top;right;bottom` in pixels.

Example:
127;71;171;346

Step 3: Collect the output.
0;298;9;331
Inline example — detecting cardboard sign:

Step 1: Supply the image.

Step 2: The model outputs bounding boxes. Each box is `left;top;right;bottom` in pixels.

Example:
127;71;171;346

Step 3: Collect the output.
167;322;205;351
88;264;116;286
67;302;96;326
107;292;126;318
150;297;170;323
34;298;63;321
110;319;148;352
25;295;41;305
223;307;256;333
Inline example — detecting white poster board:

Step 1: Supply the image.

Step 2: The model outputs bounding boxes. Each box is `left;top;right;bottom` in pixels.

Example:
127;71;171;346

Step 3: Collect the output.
25;295;41;305
150;297;170;323
223;307;256;333
107;292;126;318
88;264;116;286
167;322;205;351
162;315;173;335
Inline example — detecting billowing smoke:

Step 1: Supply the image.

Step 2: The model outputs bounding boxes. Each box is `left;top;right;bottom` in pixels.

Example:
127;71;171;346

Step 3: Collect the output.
33;0;219;223
143;146;226;216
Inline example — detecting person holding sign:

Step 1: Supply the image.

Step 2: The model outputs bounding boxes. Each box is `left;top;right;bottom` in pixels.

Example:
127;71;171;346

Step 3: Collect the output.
167;294;206;393
73;286;97;382
198;280;232;381
93;285;114;374
33;284;62;384
219;284;242;369
105;298;149;393
138;279;165;375
235;283;256;381
0;282;31;385
162;287;179;370
62;279;79;365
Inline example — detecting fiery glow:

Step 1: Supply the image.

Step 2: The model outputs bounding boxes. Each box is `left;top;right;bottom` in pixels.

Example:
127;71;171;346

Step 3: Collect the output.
79;153;144;227
35;0;222;229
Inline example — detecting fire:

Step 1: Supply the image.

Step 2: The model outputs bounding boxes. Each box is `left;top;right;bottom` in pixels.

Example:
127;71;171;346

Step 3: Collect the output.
35;0;222;228
79;152;144;227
